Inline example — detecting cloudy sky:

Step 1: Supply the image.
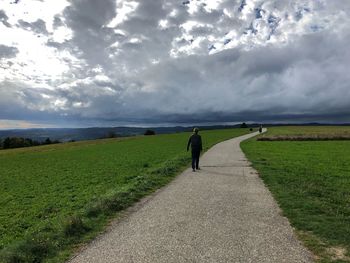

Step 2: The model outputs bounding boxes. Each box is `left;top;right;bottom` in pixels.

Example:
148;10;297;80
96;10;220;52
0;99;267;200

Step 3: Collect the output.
0;0;349;128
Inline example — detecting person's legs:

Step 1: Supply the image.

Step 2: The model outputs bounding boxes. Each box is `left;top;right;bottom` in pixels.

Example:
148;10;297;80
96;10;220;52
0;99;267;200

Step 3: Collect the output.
191;150;196;171
195;151;200;169
191;150;200;170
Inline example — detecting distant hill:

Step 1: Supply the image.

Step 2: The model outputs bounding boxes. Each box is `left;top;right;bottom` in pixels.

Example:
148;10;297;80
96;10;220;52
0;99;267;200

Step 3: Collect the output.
1;123;348;142
0;125;240;142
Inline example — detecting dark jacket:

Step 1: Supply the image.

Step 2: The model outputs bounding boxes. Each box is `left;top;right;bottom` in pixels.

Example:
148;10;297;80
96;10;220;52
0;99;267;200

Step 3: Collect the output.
187;134;202;152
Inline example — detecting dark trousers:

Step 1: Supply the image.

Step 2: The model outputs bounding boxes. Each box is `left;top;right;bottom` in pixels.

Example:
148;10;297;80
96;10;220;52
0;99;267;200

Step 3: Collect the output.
191;149;200;169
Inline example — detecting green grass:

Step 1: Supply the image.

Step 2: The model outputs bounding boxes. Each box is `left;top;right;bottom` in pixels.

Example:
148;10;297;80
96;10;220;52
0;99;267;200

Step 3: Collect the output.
263;126;350;136
241;126;350;263
0;128;248;263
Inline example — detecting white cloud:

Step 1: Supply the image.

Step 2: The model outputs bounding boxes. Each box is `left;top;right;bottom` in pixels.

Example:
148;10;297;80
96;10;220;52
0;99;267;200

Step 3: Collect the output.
1;0;70;31
106;0;139;28
1;0;350;126
0;1;72;84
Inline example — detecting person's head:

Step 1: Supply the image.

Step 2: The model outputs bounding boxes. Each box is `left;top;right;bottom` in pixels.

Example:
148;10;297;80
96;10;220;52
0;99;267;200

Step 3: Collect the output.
193;127;199;134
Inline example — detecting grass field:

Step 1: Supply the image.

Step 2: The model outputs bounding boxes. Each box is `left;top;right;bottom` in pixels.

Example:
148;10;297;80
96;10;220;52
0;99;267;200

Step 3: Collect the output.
0;128;248;263
241;126;350;263
261;126;350;136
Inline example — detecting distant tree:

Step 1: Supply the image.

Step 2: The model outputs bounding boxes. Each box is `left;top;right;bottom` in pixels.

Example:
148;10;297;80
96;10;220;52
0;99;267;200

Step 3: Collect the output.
144;129;156;136
107;131;117;138
3;137;25;148
24;138;33;147
3;137;11;149
32;140;41;146
240;122;248;128
0;136;60;150
11;137;20;148
0;138;2;148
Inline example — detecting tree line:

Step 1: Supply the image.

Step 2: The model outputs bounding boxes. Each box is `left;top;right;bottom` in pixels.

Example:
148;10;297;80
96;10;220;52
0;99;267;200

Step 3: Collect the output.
0;137;60;149
0;129;157;150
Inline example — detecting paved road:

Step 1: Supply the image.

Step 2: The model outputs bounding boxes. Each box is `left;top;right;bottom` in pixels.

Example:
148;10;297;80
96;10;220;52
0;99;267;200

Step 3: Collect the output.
69;130;313;263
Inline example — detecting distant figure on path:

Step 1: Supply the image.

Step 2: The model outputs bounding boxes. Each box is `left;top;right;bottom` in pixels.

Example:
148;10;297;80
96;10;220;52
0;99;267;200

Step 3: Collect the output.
259;124;263;133
187;127;203;172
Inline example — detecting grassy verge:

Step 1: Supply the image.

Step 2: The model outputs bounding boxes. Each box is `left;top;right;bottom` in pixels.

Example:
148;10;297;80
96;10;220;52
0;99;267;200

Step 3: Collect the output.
241;126;350;263
257;135;350;141
0;128;249;263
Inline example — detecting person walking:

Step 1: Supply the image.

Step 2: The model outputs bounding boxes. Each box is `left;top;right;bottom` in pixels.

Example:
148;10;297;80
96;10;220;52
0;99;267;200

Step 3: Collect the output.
187;127;203;172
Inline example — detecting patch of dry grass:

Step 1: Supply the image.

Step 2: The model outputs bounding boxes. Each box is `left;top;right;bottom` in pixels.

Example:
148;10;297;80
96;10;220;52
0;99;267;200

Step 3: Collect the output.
327;247;350;262
297;231;350;262
257;134;350;141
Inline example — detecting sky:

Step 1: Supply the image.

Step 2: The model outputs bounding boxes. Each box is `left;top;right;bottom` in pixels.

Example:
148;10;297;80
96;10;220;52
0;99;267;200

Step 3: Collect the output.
0;0;349;128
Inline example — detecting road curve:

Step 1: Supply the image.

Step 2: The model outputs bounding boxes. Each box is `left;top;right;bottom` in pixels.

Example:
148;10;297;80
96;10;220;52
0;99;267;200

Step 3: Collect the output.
68;129;313;263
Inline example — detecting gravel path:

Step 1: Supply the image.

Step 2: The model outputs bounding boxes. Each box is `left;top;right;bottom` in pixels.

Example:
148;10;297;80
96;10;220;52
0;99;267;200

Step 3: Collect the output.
68;130;313;263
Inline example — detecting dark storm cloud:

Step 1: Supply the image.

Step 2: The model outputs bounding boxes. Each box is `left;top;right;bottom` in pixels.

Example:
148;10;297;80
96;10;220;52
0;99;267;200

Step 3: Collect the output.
43;24;350;124
5;25;350;123
114;28;350;122
0;44;18;58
